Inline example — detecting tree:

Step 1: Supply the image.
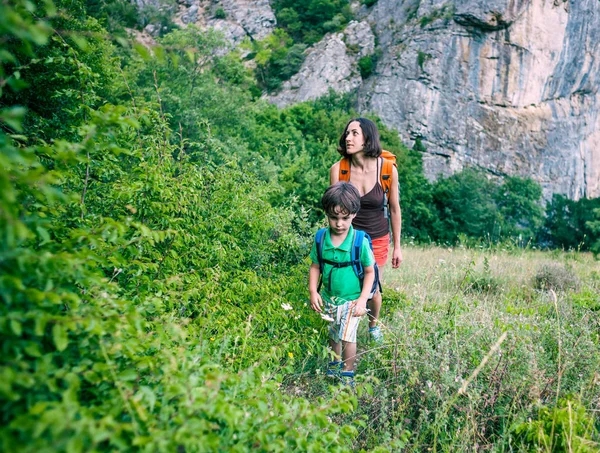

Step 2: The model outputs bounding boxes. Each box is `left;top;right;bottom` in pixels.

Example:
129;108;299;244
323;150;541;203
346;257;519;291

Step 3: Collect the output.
543;195;600;251
431;169;500;243
495;176;544;242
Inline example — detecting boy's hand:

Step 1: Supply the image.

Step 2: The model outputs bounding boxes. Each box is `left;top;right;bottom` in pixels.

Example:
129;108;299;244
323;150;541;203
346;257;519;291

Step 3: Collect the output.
351;299;368;317
310;292;323;313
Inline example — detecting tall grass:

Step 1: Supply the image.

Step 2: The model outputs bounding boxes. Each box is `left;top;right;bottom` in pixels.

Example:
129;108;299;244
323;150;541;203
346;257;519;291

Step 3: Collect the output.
290;245;600;451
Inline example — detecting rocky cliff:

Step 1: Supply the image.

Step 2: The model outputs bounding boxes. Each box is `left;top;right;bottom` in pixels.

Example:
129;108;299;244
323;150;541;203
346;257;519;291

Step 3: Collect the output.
162;0;600;199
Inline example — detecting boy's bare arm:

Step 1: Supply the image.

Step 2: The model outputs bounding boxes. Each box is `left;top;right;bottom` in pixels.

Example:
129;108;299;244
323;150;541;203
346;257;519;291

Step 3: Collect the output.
308;263;323;313
352;265;374;317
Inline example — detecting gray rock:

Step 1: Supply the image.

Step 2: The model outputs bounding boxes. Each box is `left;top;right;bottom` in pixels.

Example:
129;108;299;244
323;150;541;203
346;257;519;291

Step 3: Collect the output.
360;0;599;199
344;20;375;57
270;0;598;200
268;33;362;108
181;4;199;24
208;0;276;42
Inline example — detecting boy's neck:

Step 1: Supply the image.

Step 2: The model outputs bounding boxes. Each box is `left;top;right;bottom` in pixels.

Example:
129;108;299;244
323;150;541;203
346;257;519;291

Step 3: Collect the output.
329;227;351;246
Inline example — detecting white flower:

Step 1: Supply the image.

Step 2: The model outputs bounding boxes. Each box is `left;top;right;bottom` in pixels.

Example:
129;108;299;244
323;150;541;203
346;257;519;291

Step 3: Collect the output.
281;303;293;311
320;313;335;322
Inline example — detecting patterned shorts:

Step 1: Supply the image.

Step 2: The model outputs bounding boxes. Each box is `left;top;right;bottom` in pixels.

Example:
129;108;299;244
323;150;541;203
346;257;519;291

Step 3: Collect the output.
325;298;362;344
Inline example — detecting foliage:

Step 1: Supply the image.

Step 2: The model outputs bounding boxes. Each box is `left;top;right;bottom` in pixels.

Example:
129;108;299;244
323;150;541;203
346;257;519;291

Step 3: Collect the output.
585;208;600;255
431;169;501;243
543;195;600;251
272;0;353;45
214;7;226;19
247;29;307;92
3;0;600;450
3;0;119;141
358;54;376;78
418;4;455;28
416;51;431;70
361;0;379;7
511;398;599;452
86;0;177;35
533;263;580;292
0;3;362;450
495;175;545;242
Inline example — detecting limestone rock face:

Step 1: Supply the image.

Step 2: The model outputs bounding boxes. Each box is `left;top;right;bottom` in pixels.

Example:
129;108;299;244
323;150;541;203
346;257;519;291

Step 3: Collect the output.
268;21;375;107
170;0;275;49
206;0;276;46
271;0;600;200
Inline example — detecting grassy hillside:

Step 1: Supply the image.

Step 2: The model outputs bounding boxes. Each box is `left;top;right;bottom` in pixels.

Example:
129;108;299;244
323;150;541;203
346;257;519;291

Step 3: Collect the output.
292;246;600;450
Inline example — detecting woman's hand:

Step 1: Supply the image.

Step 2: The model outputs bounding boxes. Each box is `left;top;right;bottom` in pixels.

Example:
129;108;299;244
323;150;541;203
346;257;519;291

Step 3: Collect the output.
391;246;403;268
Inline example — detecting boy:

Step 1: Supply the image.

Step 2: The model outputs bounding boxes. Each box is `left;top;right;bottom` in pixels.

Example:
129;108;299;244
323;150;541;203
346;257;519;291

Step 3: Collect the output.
308;181;377;386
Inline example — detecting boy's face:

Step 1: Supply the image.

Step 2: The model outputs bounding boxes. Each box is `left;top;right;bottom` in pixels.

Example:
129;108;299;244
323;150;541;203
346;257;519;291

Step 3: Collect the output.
327;206;356;237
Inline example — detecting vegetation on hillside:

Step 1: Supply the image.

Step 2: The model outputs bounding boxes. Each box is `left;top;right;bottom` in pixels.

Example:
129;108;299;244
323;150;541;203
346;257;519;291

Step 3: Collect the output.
2;0;600;451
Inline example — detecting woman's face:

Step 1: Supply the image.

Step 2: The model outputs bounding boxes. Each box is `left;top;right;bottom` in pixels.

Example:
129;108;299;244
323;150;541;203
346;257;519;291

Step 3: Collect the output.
345;121;365;154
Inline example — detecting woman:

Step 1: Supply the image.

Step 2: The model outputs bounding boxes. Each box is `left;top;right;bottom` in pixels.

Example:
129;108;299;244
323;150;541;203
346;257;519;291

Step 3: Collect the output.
330;117;402;343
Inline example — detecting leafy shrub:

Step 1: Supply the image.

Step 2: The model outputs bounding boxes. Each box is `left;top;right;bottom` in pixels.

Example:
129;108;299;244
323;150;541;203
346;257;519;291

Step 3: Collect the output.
214;7;226;19
248;29;307;92
533;263;580;292
543;195;600;251
431;169;500;244
358;54;376;78
272;0;353;44
465;257;501;294
511;398;599;452
417;51;431;70
0;4;362;449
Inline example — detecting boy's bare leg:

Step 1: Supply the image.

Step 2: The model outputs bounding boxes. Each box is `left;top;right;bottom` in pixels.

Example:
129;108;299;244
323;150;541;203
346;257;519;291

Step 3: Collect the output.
329;338;342;361
367;290;382;328
341;341;356;371
367;267;384;328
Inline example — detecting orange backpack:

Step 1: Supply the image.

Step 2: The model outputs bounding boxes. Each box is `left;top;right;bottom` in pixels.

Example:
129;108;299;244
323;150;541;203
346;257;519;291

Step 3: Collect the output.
338;150;397;198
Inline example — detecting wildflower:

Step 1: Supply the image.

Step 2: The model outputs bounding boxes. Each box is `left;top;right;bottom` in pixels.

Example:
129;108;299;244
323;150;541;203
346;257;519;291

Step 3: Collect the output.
281;303;293;311
288;352;294;359
320;313;334;322
210;337;215;341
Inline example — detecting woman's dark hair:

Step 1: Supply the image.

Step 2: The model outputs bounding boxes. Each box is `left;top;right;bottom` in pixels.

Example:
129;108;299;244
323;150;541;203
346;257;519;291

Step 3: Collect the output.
337;117;382;158
322;181;361;216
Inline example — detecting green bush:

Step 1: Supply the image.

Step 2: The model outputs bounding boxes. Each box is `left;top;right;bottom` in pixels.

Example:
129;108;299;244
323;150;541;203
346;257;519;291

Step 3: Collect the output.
511;398;599;452
272;0;353;44
431;169;501;243
533;263;580;292
214;7;226;19
358;54;376;78
543;195;600;251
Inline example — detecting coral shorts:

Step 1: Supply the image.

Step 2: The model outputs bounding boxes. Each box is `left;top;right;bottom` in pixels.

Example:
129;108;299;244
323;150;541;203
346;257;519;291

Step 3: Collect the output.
371;233;390;268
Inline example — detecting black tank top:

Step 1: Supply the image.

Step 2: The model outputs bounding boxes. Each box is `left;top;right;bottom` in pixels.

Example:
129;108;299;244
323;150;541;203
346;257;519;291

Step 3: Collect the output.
352;159;389;239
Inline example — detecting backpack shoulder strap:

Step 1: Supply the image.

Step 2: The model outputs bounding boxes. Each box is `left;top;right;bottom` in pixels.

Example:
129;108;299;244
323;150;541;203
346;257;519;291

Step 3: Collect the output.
315;228;327;292
351;229;366;281
339;157;351;182
380;157;394;196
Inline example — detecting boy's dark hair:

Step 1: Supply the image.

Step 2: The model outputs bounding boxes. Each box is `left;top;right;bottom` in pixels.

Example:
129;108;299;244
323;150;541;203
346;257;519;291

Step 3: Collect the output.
337;117;382;158
322;182;361;217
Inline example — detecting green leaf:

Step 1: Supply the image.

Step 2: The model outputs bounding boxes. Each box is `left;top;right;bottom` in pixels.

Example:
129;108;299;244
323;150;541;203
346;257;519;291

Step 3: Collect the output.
10;319;22;336
0;107;26;132
52;324;68;352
